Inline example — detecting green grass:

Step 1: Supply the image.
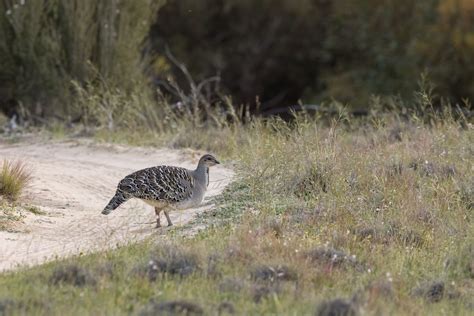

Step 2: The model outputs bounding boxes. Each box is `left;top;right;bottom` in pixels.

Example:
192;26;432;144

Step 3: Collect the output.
0;204;26;232
0;111;472;315
0;160;32;202
24;205;46;216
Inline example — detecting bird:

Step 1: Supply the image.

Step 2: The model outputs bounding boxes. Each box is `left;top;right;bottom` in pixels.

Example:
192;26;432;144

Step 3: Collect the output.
102;154;220;227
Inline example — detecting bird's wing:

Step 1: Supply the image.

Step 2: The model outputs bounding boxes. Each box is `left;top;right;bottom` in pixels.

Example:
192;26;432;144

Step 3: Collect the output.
118;166;194;203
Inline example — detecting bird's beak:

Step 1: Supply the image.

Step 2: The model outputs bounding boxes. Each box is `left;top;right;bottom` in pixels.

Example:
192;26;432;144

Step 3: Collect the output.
215;160;220;165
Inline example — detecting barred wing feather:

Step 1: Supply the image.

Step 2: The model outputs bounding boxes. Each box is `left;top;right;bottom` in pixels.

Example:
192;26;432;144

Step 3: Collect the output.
118;166;194;203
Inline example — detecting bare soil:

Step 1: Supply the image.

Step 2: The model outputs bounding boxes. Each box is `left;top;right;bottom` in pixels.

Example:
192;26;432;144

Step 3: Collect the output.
0;138;233;272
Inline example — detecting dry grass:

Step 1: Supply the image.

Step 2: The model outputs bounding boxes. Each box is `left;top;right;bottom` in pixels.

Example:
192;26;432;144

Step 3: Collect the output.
0;104;472;314
0;160;31;202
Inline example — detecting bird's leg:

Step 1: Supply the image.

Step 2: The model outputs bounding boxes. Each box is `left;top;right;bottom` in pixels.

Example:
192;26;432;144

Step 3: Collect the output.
154;207;161;228
164;210;173;226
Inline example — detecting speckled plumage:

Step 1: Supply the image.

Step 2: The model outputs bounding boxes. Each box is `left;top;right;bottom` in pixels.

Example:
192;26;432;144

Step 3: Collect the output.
118;166;195;204
102;154;220;227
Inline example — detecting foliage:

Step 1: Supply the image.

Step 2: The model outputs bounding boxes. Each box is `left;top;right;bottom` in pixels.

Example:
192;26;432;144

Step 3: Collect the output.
149;0;474;111
0;0;163;116
1;0;473;118
420;0;474;101
149;0;328;113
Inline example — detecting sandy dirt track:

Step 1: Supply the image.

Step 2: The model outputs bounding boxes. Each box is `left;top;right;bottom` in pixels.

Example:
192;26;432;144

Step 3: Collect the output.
0;139;233;272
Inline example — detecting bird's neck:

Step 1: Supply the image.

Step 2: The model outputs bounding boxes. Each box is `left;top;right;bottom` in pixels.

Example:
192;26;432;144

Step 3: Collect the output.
195;163;209;187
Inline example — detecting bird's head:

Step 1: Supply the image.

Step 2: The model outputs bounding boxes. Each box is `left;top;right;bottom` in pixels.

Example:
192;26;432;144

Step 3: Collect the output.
199;154;220;167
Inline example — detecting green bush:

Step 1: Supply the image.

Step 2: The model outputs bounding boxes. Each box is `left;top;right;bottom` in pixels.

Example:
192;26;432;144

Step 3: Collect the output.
0;0;163;117
149;0;473;111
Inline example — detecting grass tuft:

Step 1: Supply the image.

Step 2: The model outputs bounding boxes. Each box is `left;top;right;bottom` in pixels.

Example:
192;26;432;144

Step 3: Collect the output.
0;204;26;232
136;245;200;281
411;281;445;303
305;247;362;271
251;284;280;303
0;160;32;202
315;298;357;316
24;205;46;215
217;301;236;315
250;265;297;283
49;265;97;287
139;300;204;316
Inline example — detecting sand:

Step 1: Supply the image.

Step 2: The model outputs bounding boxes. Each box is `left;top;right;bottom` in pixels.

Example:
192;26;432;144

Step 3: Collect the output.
0;139;233;272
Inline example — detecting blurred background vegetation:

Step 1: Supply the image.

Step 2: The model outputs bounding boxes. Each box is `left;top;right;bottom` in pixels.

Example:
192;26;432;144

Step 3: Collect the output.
0;0;473;122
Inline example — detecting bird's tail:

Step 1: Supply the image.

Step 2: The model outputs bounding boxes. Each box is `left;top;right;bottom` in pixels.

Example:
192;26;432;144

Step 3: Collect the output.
102;190;130;215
